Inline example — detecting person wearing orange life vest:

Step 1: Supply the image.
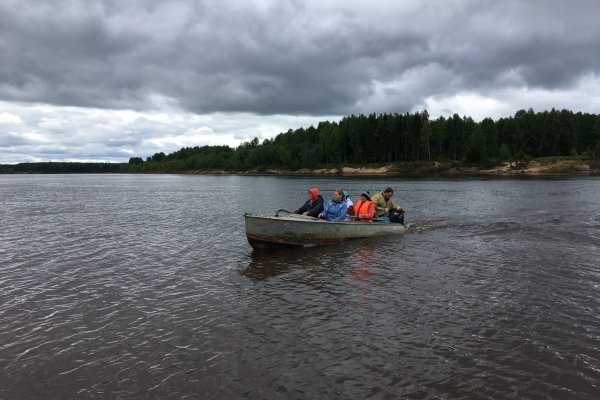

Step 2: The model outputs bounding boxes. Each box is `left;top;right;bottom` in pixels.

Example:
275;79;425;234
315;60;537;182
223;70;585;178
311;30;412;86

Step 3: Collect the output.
353;191;375;221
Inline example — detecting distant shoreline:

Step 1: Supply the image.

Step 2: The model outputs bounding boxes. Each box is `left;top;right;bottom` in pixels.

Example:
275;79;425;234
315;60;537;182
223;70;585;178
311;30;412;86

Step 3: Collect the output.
183;159;600;177
2;158;599;176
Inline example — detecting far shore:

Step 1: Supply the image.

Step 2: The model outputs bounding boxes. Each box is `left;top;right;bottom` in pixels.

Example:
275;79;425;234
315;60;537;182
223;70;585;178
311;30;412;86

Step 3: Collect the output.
184;158;600;177
2;158;599;176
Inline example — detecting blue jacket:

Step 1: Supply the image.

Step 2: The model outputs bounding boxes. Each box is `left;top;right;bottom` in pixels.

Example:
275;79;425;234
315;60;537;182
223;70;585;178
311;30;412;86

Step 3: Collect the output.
321;199;348;222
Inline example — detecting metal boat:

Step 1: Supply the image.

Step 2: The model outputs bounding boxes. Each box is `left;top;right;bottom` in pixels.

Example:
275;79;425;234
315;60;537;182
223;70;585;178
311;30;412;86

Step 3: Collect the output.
244;211;407;249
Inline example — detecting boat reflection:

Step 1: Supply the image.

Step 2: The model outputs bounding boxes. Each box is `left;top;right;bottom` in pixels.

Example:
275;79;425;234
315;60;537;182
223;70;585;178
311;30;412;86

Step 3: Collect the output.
348;245;376;282
240;240;388;282
240;251;294;280
240;246;334;281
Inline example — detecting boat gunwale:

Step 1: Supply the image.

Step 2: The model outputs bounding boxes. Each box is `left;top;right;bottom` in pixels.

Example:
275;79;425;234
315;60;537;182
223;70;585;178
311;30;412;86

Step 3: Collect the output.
243;213;398;226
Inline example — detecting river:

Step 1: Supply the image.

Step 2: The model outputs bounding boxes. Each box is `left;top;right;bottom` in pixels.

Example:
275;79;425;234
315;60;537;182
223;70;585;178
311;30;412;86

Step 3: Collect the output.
1;174;599;399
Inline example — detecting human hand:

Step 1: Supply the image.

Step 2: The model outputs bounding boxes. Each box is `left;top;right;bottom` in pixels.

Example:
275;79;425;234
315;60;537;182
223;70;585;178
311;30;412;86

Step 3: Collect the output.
302;211;309;216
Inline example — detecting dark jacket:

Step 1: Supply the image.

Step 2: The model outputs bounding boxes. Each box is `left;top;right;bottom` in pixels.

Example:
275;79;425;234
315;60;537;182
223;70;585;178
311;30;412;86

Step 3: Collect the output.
295;195;324;217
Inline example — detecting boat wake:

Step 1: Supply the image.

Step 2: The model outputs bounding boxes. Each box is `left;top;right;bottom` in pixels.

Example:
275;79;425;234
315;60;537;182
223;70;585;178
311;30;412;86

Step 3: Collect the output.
404;221;435;234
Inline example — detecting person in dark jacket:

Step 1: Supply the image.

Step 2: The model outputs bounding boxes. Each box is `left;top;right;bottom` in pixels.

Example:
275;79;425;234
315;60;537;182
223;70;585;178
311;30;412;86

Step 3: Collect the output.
295;187;324;217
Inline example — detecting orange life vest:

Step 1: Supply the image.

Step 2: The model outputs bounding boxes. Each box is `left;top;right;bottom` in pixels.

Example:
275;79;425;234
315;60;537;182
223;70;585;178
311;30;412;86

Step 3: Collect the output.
353;199;375;220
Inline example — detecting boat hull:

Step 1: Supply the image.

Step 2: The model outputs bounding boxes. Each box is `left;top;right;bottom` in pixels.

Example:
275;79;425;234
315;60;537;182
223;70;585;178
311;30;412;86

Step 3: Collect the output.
244;213;407;249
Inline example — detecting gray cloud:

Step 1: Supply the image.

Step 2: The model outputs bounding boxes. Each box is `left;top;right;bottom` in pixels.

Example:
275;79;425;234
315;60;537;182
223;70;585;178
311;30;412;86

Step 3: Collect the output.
2;0;599;116
2;0;600;163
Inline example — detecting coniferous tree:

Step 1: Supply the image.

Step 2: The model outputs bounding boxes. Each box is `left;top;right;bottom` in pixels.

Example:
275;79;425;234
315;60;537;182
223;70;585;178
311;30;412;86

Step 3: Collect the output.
420;112;432;160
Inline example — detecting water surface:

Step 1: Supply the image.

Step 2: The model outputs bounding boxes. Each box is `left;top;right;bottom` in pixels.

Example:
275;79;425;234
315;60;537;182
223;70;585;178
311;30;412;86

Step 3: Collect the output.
1;174;599;399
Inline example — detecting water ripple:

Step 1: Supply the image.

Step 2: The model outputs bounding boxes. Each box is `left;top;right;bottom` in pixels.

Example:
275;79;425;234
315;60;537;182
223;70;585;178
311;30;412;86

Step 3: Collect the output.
1;175;599;399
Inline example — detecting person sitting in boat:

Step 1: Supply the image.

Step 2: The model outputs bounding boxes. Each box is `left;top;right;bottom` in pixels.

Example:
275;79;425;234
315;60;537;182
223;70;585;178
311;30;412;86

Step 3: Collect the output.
318;188;348;222
352;191;375;221
343;190;354;215
294;187;324;217
371;187;405;220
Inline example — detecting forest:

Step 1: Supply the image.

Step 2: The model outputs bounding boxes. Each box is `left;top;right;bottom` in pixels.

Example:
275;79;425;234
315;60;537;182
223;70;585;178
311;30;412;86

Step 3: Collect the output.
2;108;600;174
0;162;124;174
123;108;600;173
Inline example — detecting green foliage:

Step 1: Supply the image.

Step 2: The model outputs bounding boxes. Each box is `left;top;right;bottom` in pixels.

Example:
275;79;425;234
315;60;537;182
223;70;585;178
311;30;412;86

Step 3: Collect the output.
498;143;511;160
570;148;579;158
128;157;144;165
420;115;432;160
466;125;486;163
150;152;166;162
594;142;600;158
0;162;125;173
515;150;530;161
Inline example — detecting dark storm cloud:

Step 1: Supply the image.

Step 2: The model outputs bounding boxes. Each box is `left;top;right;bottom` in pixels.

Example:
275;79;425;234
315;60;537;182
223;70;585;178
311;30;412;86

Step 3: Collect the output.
1;0;599;115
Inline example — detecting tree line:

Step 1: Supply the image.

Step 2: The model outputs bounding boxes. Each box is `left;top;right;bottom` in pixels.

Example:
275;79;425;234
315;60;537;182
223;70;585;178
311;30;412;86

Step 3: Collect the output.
125;108;600;173
0;162;124;174
2;108;599;173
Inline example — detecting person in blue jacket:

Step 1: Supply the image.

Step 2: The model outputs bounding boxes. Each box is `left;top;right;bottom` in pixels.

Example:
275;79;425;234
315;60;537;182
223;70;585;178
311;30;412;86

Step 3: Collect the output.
318;188;348;222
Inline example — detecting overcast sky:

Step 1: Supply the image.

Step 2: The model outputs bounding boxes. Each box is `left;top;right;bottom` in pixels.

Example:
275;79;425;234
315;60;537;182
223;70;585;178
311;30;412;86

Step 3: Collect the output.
2;0;600;163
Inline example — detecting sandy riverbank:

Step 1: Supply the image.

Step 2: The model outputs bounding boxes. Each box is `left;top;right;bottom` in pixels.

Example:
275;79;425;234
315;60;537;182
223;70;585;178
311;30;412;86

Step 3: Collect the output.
448;159;599;176
186;158;600;176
